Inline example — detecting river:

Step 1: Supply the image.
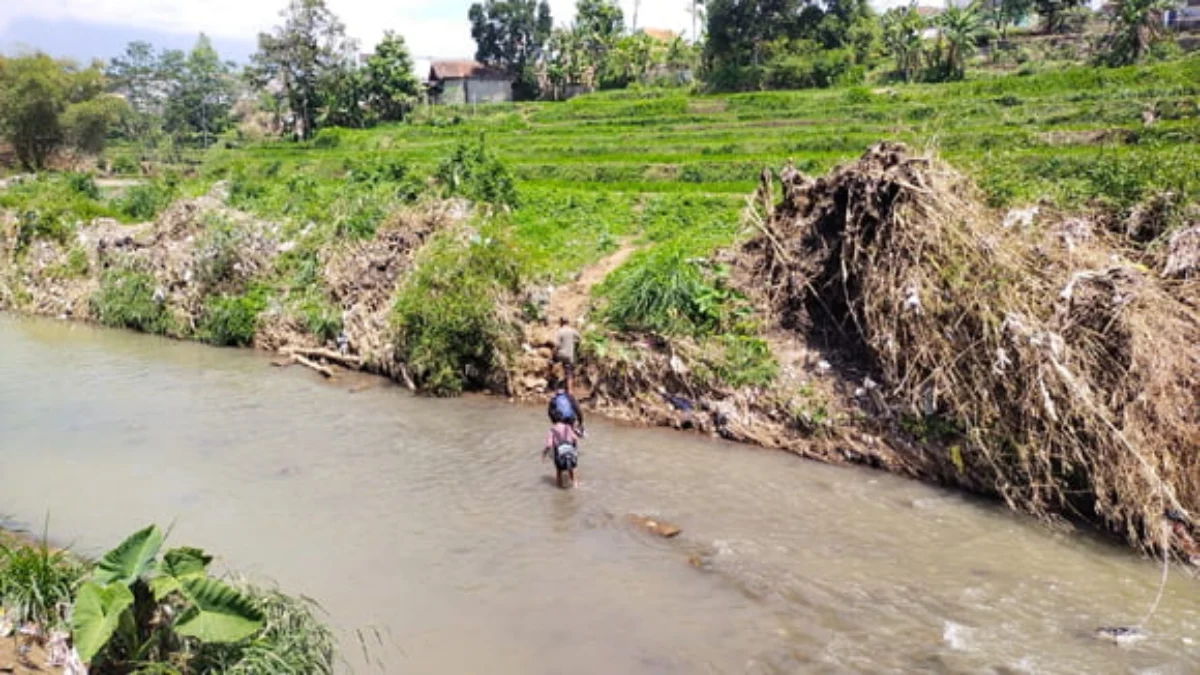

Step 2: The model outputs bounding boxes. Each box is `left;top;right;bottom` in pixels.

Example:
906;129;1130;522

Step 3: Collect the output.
0;314;1196;674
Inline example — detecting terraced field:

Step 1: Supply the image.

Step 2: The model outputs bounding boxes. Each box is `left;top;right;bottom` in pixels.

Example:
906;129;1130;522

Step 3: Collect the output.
195;56;1198;285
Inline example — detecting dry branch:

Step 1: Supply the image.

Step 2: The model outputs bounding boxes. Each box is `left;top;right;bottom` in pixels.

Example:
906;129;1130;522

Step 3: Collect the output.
282;346;363;370
736;142;1200;554
292;354;334;379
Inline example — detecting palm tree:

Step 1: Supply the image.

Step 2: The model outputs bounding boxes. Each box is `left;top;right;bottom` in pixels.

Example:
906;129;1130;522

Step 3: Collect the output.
1100;0;1178;66
936;2;986;80
882;7;927;82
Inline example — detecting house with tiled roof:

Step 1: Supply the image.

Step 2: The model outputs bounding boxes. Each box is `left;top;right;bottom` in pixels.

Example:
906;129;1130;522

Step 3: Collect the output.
427;60;514;105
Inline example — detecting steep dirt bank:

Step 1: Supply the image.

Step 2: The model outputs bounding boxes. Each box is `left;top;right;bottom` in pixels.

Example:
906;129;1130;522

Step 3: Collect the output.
2;148;1197;560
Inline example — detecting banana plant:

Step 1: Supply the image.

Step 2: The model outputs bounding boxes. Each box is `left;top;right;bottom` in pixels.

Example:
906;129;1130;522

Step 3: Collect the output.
70;525;265;668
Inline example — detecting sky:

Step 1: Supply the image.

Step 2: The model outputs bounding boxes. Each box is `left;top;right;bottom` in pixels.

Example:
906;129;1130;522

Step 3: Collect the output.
0;0;705;65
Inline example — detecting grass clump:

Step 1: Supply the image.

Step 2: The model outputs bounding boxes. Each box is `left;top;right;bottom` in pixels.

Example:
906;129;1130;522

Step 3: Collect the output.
90;262;171;335
392;227;525;396
435;137;518;208
115;178;179;221
199;288;268;347
596;247;746;337
0;532;86;628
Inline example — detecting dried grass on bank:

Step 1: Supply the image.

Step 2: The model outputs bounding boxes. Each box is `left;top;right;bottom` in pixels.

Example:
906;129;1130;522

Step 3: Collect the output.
740;142;1199;553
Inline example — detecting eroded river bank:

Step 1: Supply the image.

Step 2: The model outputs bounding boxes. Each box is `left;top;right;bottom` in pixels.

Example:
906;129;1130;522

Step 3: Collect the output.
1;314;1197;674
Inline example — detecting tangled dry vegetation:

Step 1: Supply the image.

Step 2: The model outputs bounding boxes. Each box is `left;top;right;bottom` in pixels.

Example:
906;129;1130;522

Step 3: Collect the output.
738;142;1199;554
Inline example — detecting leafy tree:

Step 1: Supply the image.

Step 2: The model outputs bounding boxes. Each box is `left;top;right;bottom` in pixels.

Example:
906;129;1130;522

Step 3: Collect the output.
1035;0;1085;33
816;0;876;50
318;57;370;128
62;95;130;154
468;0;554;81
165;35;236;147
250;0;356;139
1097;0;1178;65
846;13;882;63
0;54;109;169
934;3;986;80
364;31;421;122
985;0;1034;38
704;0;806;70
544;27;592;96
106;41;162;142
881;7;926;82
576;0;625;54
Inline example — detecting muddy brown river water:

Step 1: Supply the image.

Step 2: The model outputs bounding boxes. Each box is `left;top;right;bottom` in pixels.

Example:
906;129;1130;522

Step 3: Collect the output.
1;314;1197;674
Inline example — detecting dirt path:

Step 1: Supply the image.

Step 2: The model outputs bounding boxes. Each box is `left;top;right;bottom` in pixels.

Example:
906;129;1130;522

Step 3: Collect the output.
544;243;638;329
515;242;639;396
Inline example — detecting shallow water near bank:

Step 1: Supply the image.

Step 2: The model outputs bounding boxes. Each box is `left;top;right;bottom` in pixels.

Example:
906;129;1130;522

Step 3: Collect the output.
1;314;1197;674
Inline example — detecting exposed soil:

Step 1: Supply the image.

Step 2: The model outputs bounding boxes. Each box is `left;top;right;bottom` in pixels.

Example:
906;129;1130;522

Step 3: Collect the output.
0;637;57;675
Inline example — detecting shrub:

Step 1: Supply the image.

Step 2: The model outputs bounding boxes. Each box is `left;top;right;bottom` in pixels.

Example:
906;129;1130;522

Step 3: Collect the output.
195;214;252;291
696;334;778;389
90;264;171;335
435;137;518;208
312;127;345;148
13;209;74;253
65;172;101;199
199;289;267;347
111;155;138;175
46;247;91;279
71;525;266;669
597;248;743;337
115;180;176;221
299;295;343;343
392;228;525;396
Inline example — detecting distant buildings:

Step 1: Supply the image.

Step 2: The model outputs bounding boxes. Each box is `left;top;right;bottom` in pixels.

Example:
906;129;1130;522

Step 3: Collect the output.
1168;0;1200;31
426;61;513;105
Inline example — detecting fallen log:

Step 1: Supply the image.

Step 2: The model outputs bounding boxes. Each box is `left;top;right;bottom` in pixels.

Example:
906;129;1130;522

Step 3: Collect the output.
293;354;334;379
398;363;417;392
282;346;363;370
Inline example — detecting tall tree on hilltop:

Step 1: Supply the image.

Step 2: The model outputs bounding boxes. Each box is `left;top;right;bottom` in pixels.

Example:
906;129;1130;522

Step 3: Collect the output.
1035;0;1085;33
985;0;1034;38
934;3;986;81
576;0;625;44
165;35;237;147
364;31;422;122
249;0;355;139
575;0;625;76
881;6;926;82
106;41;166;144
468;0;553;97
1098;0;1178;65
704;0;806;70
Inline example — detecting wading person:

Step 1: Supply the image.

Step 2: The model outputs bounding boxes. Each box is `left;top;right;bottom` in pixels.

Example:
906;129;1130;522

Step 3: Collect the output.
552;316;581;392
548;386;585;437
542;418;581;489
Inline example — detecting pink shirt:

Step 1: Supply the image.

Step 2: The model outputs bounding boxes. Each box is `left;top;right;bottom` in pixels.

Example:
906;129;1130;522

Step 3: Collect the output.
545;423;579;449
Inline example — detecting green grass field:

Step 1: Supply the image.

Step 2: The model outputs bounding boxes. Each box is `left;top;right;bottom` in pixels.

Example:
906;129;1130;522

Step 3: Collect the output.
193;56;1199;284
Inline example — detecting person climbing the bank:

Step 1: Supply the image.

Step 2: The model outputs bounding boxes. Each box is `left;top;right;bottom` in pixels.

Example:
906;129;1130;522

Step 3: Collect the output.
547;386;585;437
552;316;582;392
542;417;581;489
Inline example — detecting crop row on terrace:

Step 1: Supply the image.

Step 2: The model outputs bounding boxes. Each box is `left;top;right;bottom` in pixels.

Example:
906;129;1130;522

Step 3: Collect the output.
191;58;1197;218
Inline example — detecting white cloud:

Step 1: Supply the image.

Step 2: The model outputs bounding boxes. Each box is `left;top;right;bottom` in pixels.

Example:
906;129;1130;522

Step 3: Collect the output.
0;0;696;60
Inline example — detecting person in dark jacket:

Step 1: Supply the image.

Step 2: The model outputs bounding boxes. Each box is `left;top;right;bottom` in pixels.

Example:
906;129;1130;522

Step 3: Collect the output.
547;387;585;437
